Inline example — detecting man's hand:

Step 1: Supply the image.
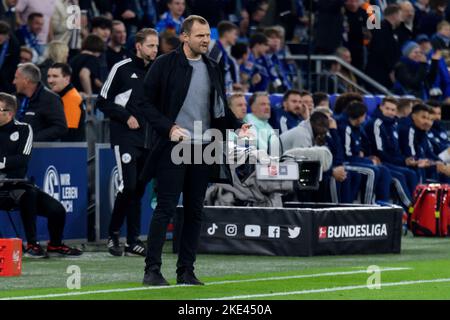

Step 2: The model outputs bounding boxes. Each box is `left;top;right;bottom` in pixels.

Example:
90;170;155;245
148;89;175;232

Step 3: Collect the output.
0;157;5;170
370;155;381;165
121;10;136;19
251;73;262;85
127;116;140;130
405;157;417;167
300;103;310;120
436;162;450;176
417;159;431;168
328;117;337;129
432;50;442;61
237;123;254;138
169;125;190;142
332;166;347;182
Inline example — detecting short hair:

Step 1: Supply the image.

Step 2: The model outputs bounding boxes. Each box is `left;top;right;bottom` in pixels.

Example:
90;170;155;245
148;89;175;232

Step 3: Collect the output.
426;100;442;109
335;46;350;58
17;63;41;83
437;20;450;32
249;91;269;107
0;21;10;35
0;92;17;113
45;40;69;63
313;106;333;117
82;34;105;53
112;20;125;29
345;101;367;119
398;98;414;113
312;92;329;106
50;62;72;77
91;16;113;31
231;42;248;60
160;30;180;49
20;46;33;56
264;27;282;39
227;92;246;107
135;28;158;44
181;15;208;35
27;12;43;23
283;89;302;102
299;90;312;97
309;111;330;128
411;103;431;114
384;4;401;17
249;33;268;49
217;21;238;38
333;92;363;114
381;96;399;107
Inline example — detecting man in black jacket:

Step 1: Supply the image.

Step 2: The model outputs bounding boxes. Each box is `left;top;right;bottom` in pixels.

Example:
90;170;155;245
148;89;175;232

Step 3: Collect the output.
366;4;403;90
0;92;81;258
0;21;20;94
140;15;249;286
96;28;159;257
14;63;68;141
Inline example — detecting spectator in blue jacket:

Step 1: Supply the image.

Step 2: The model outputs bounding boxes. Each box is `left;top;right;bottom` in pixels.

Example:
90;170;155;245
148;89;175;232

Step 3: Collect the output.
393;41;440;100
269;89;304;133
430;20;450;51
427;101;450;161
155;0;185;35
398;103;450;182
417;34;450;101
317;107;361;204
336;101;392;203
264;27;296;92
241;33;282;92
364;97;419;208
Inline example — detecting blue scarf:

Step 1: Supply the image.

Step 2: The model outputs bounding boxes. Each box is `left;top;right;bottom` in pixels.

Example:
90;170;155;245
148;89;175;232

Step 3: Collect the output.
17;97;30;121
0;39;9;70
18;25;43;56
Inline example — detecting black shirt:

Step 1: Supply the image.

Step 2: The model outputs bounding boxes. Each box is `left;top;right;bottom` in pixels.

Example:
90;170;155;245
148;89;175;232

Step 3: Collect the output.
0;119;33;179
96;54;152;148
69;53;102;94
106;46;130;70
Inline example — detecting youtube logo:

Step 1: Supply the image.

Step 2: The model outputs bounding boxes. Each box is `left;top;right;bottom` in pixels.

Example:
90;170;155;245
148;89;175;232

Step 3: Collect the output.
245;225;261;237
319;226;328;239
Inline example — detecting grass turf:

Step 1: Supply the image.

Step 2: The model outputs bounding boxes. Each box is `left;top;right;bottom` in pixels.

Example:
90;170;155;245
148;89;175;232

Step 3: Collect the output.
1;234;450;300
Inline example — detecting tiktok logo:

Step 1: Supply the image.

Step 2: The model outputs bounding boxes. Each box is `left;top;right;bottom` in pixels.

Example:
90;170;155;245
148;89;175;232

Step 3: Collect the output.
207;223;218;235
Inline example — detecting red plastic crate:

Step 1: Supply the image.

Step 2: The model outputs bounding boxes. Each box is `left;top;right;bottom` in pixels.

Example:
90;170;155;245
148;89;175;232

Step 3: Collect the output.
0;238;22;277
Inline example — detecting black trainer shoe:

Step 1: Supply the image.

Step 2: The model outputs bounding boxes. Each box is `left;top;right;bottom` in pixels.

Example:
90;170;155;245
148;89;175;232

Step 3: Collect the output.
24;243;48;259
143;270;170;286
107;235;123;257
124;240;146;257
47;243;83;257
177;271;204;285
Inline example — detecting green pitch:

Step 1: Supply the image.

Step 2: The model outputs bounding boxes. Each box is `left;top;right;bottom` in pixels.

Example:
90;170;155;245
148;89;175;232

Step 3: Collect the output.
1;235;450;300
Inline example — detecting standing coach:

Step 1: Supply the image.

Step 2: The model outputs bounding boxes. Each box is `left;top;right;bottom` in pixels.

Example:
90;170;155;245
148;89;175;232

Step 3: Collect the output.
140;15;250;286
96;28;159;257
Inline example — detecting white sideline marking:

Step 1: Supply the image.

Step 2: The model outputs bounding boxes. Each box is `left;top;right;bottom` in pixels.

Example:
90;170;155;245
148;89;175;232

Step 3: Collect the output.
0;267;410;300
203;278;450;300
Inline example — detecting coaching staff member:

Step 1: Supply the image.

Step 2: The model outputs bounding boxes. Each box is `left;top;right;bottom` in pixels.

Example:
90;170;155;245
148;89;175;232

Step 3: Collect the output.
14;63;67;142
141;15;250;286
96;28;159;257
0;92;81;258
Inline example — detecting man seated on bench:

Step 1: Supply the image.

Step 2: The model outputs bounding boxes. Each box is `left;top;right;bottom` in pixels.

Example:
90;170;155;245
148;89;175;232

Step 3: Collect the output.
0;92;82;258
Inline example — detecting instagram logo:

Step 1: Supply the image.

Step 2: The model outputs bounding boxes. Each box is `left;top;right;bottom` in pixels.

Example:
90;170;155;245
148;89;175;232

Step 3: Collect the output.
225;224;238;237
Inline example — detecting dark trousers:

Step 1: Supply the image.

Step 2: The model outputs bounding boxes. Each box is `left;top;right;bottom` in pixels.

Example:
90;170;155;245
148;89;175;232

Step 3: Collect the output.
145;142;211;274
109;145;149;244
0;186;66;245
